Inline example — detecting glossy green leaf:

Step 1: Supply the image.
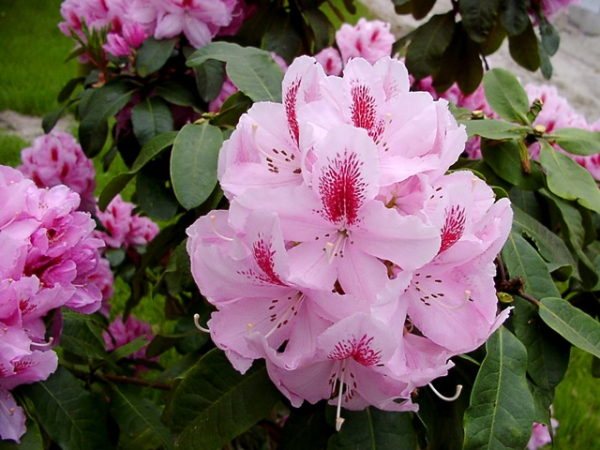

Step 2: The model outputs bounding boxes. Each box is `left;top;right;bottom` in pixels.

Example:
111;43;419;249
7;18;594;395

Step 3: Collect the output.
512;297;570;390
551;127;600;157
136;168;179;221
541;190;599;289
23;367;110;450
170;122;222;210
106;335;150;364
481;140;544;190
194;59;226;103
405;12;456;79
79;79;136;157
539;141;600;214
511;205;576;274
481;19;508;55
57;77;84;103
98;131;178;210
136;37;177;77
499;0;531;35
460;0;500;43
109;385;173;450
166;349;280;450
263;10;302;63
132;97;174;146
187;42;284;102
502;232;561;299
463;327;534;450
539;17;560;56
42;102;71;134
278;403;331;450
483;68;530;125
508;22;540;71
539;297;600;359
210;91;253;126
305;8;335;52
327;408;416;449
455;32;484;95
60;310;107;360
156;80;203;111
462;119;529;140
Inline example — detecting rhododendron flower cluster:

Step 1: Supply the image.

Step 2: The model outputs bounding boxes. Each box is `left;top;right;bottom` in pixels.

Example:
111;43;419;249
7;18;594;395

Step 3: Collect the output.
59;0;251;57
187;56;512;424
94;194;159;250
314;18;394;76
103;315;157;373
0;165;106;442
18;131;97;213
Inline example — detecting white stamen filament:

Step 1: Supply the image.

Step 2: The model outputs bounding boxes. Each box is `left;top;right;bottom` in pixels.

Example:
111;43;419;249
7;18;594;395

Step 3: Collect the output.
30;336;54;348
325;231;348;264
428;382;463;402
210;215;233;242
264;293;304;339
251;124;297;170
193;314;210;333
335;362;347;432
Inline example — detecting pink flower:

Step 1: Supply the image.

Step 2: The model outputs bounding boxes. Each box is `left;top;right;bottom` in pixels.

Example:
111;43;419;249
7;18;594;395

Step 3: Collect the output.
18;131;97;213
0;388;26;443
314;47;343;76
187;56;512;423
103;33;131;57
527;418;559;449
103;315;156;372
534;0;579;18
153;0;236;48
94;194;159;249
336;18;395;65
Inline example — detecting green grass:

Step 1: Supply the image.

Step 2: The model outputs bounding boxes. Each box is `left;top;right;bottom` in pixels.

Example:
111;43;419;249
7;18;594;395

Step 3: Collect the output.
0;0;78;115
0;133;28;166
553;347;600;448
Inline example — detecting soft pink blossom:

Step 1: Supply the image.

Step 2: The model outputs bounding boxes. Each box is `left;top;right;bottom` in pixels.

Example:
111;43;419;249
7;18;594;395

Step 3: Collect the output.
527;418;559;449
18;131;96;213
94;194;159;249
314;47;343;76
0;389;26;443
103;315;156;372
336;18;395;65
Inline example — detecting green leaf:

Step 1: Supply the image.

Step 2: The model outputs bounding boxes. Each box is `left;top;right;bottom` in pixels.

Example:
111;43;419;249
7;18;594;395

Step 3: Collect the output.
508;22;540;71
481;140;544;190
539;141;600;214
263;10;302;63
187;42;284;102
305;9;335;52
136;37;177;77
132;97;175;146
106;335;150;364
22;367;111;450
210;91;253;126
481;19;507;55
539;190;599;289
511;205;576;274
463;327;534;450
499;0;531;36
194;59;226;103
42;102;71;134
501;232;561;300
166;349;280;450
327;408;416;449
60;310;107;360
405;12;456;79
79;79;137;157
538;39;554;79
512;297;570;390
459;0;501;43
278;403;331;450
462;119;529;140
539;297;600;358
483;68;530;124
109;385;173;450
136;168;179;222
170;122;223;210
412;0;437;19
98;131;178;210
550;128;600;157
455;32;484;95
57;77;84;103
539;17;560;56
156;80;203;111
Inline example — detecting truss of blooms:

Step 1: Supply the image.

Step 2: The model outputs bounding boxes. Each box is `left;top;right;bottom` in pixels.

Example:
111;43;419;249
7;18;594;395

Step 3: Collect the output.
186;56;513;426
59;0;252;58
0;165;106;442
